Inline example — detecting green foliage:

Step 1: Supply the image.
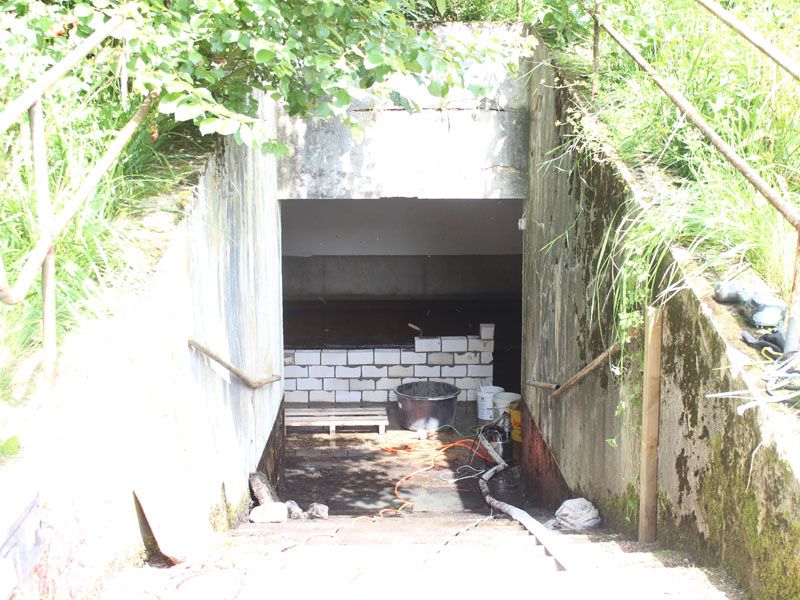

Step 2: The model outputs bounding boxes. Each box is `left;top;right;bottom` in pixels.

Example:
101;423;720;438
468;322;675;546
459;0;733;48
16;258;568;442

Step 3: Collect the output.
0;435;20;457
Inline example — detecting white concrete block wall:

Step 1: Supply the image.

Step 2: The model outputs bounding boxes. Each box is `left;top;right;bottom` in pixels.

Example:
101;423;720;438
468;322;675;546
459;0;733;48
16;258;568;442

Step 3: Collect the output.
283;324;494;405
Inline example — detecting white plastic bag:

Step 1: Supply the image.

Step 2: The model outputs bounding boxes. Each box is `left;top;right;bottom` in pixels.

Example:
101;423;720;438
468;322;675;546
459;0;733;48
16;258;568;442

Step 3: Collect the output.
546;497;601;530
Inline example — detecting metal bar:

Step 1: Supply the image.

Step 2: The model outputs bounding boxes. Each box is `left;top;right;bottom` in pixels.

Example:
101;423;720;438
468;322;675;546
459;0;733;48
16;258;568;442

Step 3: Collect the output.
526;380;560;391
694;0;800;84
549;341;622;400
0;93;157;305
188;338;282;389
785;240;800;353
639;307;663;543
28;100;57;382
592;3;600;100
598;19;800;232
0;15;123;137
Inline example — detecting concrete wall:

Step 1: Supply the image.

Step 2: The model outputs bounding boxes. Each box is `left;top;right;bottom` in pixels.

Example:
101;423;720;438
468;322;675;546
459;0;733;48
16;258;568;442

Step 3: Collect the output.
3;96;284;598
521;34;800;599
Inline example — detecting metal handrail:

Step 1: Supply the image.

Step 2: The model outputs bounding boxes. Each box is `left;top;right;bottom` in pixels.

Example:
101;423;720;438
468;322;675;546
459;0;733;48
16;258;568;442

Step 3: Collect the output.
0;15;154;381
188;339;282;389
587;3;800;353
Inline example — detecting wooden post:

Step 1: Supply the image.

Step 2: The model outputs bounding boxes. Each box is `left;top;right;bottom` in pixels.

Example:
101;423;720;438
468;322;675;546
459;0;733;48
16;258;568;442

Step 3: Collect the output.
639;307;663;542
28;100;57;383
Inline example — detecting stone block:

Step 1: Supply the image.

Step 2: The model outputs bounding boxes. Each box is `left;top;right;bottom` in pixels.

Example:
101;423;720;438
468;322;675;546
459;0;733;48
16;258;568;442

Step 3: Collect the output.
376;377;402;390
415;365;440;377
374;349;401;365
388;390;398;402
297;378;323;391
310;390;335;402
335;366;361;378
480;323;495;340
455;377;480;390
415;337;441;352
324;378;349;391
400;350;426;365
480;352;493;364
441;365;467;377
453;352;480;365
285;365;308;378
458;390;468;402
467;336;493;352
388;365;414;377
309;365;335;378
402;377;423;384
468;365;493;378
336;391;361;402
350;379;376;391
285;390;308;403
441;336;468;352
363;391;389;402
348;349;374;365
427;352;454;365
294;350;321;365
321;350;348;366
362;365;388;378
283;351;295;366
430;377;455;385
467;389;477;401
284;379;297;391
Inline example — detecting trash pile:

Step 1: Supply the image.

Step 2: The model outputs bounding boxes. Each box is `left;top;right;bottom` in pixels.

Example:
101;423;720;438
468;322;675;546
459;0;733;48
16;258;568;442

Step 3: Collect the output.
248;472;329;523
713;281;787;356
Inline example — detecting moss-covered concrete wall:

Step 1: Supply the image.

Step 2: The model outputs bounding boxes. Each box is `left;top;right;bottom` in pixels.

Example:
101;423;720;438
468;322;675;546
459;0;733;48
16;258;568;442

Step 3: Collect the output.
521;33;800;599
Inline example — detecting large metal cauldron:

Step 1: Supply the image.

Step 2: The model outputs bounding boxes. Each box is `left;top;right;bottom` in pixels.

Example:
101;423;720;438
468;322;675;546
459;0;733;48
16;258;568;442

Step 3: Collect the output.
394;381;460;431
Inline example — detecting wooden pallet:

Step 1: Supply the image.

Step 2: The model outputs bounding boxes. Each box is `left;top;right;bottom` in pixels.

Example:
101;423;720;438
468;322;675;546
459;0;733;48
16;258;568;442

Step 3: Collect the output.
284;407;389;435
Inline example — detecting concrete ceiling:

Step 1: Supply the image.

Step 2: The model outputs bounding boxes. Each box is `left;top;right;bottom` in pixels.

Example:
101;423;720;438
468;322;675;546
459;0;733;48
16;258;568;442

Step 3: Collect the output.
281;197;523;256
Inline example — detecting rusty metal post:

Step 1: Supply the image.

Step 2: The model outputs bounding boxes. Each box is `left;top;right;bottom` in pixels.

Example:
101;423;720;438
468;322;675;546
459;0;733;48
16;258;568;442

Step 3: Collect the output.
28;100;57;383
785;241;800;354
592;2;600;100
639;307;663;543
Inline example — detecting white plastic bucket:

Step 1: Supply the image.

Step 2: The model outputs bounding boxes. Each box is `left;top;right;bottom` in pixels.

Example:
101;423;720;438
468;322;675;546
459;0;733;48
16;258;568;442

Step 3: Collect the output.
493;392;522;418
477;386;504;420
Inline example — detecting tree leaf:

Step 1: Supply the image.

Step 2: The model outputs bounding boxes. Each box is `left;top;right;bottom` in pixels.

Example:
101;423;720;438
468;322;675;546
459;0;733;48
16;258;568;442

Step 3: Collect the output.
435;0;447;15
0;436;20;457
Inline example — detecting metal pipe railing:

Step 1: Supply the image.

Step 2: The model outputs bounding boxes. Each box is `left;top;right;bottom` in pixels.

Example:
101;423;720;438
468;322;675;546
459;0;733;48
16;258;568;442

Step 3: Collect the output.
588;6;800;353
188;339;282;389
0;15;151;382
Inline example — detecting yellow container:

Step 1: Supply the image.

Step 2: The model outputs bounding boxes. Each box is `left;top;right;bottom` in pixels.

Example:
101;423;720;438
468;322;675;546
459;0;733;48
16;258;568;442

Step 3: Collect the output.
509;401;522;442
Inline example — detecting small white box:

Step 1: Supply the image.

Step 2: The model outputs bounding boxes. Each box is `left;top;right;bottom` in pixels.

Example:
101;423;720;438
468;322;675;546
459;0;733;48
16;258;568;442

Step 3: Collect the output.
321;350;348;366
348;349;374;365
362;365;388;378
376;377;402;390
415;337;441;352
427;352;454;365
374;349;401;365
336;391;361;402
467;336;494;352
335;366;361;378
480;352;493;364
453;352;480;365
362;390;389;402
400;350;426;365
284;379;297;391
294;350;321;365
468;365;493;378
479;323;495;340
309;365;335;378
415;365;440;377
285;390;308;403
350;379;376;391
297;378;323;391
284;365;308;378
324;378;350;391
388;365;413;377
441;336;468;352
310;390;335;402
442;365;467;377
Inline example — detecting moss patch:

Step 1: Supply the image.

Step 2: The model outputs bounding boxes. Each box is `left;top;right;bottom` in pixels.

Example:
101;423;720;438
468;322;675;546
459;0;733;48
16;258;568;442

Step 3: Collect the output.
589;483;640;538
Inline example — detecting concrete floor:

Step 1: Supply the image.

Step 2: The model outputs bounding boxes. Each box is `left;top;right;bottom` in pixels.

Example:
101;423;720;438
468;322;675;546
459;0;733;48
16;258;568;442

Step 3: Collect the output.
281;402;537;516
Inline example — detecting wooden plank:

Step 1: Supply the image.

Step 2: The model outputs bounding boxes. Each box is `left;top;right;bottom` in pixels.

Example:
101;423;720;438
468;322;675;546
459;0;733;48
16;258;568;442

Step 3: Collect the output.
285;408;387;416
286;417;388;426
639;307;663;543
